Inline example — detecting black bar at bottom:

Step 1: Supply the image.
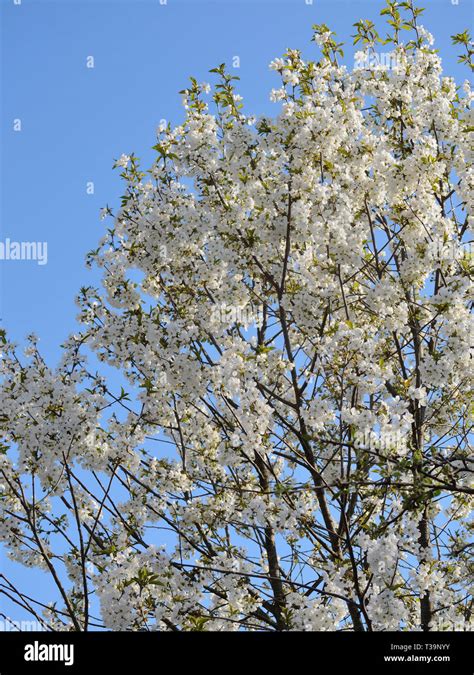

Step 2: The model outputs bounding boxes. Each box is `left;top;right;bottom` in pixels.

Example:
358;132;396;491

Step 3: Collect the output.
0;630;470;673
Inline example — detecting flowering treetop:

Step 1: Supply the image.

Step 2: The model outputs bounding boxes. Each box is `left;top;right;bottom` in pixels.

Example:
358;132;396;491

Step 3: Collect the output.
0;0;472;632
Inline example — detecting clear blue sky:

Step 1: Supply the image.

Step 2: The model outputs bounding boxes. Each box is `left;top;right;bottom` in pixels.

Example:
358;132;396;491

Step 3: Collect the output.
0;0;472;625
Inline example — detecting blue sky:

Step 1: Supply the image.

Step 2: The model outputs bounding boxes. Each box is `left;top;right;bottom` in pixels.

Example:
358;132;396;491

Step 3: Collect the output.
0;0;472;626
